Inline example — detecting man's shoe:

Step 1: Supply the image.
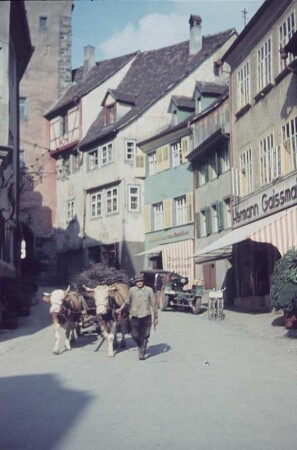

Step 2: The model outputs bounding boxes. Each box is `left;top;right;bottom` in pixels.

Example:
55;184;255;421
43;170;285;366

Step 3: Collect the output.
139;349;145;360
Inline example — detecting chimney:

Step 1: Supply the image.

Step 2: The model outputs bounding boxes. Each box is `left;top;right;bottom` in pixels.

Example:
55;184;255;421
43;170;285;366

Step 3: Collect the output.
189;15;202;56
83;45;95;78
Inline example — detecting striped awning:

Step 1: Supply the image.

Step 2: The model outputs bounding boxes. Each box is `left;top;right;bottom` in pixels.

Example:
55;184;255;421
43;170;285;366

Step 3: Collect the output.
194;206;297;262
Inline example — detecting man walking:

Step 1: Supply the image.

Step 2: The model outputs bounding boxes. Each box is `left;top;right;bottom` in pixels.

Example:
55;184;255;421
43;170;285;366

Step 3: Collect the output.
117;274;158;360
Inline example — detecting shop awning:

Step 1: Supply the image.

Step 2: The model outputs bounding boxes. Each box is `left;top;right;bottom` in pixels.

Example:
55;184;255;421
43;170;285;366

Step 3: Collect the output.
135;244;167;256
194;206;297;262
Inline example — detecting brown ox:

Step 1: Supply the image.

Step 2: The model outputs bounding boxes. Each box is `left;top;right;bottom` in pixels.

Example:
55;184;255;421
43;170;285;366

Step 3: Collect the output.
83;283;130;357
43;287;82;355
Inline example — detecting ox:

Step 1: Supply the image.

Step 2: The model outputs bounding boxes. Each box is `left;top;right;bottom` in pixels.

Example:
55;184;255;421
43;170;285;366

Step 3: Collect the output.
43;287;82;355
83;283;130;357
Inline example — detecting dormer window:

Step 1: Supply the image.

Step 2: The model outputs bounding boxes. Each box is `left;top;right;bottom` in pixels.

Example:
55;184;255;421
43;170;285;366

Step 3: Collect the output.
105;103;116;126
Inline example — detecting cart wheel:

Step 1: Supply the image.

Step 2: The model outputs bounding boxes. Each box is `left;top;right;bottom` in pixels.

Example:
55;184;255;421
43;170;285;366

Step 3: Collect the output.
192;296;202;314
159;291;169;311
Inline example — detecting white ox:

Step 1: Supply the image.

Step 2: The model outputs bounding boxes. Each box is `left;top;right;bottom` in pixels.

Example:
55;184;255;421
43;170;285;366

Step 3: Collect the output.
83;283;129;357
43;287;82;355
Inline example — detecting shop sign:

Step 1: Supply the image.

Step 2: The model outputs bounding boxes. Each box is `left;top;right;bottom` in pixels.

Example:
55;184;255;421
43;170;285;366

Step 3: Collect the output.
233;177;297;225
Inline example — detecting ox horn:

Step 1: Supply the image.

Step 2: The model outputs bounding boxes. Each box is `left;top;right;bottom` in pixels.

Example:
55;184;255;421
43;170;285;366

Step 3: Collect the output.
65;285;71;294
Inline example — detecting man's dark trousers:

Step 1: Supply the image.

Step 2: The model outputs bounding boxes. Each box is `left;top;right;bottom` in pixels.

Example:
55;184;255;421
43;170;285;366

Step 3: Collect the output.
130;315;152;351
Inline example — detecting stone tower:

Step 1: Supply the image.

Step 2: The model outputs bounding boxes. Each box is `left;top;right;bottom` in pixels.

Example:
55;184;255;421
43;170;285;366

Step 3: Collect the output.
19;0;72;283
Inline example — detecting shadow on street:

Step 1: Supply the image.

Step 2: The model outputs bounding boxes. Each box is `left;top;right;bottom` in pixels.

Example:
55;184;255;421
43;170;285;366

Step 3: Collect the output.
0;373;92;450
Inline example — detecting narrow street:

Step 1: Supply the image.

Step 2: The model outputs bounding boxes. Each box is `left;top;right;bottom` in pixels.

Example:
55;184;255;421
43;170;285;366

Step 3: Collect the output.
1;290;297;450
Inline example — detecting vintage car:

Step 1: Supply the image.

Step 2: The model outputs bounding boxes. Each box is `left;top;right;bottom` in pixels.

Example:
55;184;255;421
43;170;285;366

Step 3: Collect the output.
159;275;204;314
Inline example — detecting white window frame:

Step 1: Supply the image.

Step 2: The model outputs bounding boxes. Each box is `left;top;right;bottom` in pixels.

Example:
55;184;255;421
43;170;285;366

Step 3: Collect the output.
171;141;182;168
259;133;281;185
125;140;136;162
240;148;253;194
106;187;118;215
148;152;157;175
101;142;113;166
237;61;250;109
175;196;187;226
67;199;75;222
128;185;140;212
153;203;164;231
279;11;296;71
88;149;99;171
209;153;218;180
282;115;297;171
257;37;272;92
91;192;103;218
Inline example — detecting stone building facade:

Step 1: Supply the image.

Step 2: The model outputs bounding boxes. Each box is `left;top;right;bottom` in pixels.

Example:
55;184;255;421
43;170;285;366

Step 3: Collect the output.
19;0;72;283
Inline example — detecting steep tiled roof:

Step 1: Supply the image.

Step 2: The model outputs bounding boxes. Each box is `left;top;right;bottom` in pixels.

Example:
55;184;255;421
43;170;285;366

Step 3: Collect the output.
45;51;138;117
80;29;235;149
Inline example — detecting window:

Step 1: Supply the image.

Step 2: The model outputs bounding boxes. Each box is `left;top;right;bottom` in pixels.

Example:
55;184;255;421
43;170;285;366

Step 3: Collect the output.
19;97;27;118
259;133;281;185
60;113;68;137
105;104;116;125
91;192;102;218
197;161;208;186
128;185;140;212
211;204;218;233
279;12;295;71
282;116;297;172
223;198;232;229
153;203;164;230
67;200;75;222
171;141;182;167
257;37;272;92
237;61;250;109
148;152;157;175
101;143;113;165
200;209;207;237
39;16;48;31
175;196;187;226
220;144;230;173
106;187;118;214
240;148;253;195
125;140;136;162
209;153;218;180
88;149;99;171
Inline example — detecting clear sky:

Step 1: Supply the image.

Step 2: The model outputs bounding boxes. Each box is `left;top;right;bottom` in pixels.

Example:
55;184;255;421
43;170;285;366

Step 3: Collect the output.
72;0;265;68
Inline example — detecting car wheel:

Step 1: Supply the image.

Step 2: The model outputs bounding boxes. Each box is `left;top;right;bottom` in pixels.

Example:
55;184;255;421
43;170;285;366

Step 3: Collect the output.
192;296;202;314
159;291;169;311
